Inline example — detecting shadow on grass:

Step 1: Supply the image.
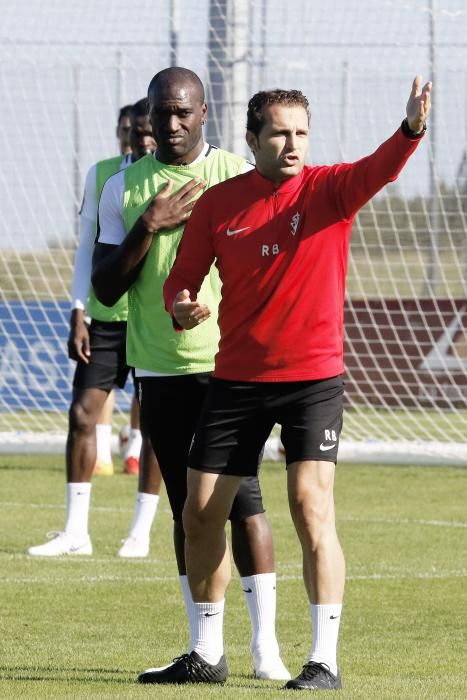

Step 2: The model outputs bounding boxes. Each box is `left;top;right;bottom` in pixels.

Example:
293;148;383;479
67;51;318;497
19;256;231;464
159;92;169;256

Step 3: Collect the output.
0;666;288;690
0;464;62;473
0;665;135;683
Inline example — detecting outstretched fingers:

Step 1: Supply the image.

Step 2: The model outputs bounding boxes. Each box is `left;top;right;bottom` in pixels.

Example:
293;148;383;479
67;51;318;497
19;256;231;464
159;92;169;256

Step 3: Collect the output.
176;179;206;218
175;178;206;202
420;81;432;119
411;74;422;99
407;74;432;131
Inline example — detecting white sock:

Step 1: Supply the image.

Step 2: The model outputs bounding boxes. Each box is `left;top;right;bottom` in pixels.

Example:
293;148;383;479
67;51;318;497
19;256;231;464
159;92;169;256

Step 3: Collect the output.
95;424;112;463
308;603;342;676
126;428;142;459
241;573;280;656
64;482;92;539
192;600;225;665
179;575;195;651
128;492;159;540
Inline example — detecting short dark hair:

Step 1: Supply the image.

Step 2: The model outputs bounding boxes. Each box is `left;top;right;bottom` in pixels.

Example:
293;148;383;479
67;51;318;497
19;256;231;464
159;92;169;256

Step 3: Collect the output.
130;97;149;124
148;67;205;104
246;90;310;136
117;104;132;125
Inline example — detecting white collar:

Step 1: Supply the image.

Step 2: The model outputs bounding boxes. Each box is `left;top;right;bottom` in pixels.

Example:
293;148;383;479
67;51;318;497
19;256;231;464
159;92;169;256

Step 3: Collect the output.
154;141;210;166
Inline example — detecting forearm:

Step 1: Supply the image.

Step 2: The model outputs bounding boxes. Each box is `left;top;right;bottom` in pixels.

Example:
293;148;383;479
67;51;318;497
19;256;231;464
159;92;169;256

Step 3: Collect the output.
92;220;154;306
335;124;424;219
71;216;95;310
70;307;86;327
163;239;214;316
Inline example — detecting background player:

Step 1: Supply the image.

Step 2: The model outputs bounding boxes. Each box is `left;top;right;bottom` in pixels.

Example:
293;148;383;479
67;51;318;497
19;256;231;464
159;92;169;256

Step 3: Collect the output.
28;99;162;558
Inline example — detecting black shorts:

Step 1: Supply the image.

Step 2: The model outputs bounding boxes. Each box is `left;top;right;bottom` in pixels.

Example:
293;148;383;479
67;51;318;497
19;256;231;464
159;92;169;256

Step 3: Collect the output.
136;373;265;522
188;375;344;477
72;319;130;391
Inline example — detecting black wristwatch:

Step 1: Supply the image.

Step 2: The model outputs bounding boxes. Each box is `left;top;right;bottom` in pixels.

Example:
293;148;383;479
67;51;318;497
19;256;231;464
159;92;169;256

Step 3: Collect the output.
401;117;426;138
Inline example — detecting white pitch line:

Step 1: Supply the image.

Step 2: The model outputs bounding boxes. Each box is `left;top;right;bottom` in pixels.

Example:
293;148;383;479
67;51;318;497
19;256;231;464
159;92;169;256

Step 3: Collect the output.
0;501;467;529
1;501;132;513
1;569;466;585
0;501;173;515
3;501;465;529
0;574;179;585
340;515;467;528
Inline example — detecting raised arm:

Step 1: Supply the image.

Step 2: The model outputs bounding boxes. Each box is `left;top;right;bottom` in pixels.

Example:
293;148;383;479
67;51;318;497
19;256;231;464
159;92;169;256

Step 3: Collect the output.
329;75;432;221
92;177;206;307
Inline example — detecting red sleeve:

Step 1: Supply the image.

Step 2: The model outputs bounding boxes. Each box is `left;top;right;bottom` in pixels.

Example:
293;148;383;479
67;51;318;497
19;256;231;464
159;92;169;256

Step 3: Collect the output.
163;189;216;316
328;125;425;221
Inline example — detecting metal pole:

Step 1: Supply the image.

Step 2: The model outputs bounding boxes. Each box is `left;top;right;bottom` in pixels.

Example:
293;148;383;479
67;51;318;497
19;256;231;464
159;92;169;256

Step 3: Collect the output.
424;0;439;296
170;0;179;67
228;0;249;155
116;49;127;107
72;64;81;240
260;0;267;87
206;0;227;147
340;61;351;161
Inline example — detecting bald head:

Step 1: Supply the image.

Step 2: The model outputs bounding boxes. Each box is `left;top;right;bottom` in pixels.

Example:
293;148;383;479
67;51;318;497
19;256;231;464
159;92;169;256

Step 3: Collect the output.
148;67;205;104
147;66;208;166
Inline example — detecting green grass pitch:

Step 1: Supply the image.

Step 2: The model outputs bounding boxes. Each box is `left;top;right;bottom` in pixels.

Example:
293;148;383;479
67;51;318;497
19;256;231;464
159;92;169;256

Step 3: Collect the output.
1;454;466;699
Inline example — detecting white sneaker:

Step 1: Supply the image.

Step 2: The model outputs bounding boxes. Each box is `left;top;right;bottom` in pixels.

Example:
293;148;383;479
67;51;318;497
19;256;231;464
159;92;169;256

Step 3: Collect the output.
253;650;291;681
27;531;92;557
117;536;149;558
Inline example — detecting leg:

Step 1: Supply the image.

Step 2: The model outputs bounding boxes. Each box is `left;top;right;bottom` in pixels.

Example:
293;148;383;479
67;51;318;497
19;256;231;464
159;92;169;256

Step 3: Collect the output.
184;377;287;677
231;514;274;576
287;460;345;604
118;411;163;558
27;386;108;557
28;320;129;556
64;388;109;542
138;434;163;495
134;375;209;574
230;477;289;680
118;436;162;557
183;469;239;664
286;459;344;688
94;389;115;475
137;467;237;686
130;391;140;429
66;387;109;482
123;394;143;474
184;468;240;602
28;319;127;558
98;389;115;425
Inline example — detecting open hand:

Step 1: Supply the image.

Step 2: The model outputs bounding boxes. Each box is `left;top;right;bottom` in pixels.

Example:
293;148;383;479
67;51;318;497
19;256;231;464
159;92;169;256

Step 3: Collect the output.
173;289;211;330
67;309;91;363
142;178;206;234
406;75;432;133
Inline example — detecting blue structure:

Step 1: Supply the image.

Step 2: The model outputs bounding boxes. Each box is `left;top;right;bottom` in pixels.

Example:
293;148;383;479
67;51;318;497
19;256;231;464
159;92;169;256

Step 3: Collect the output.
0;301;132;413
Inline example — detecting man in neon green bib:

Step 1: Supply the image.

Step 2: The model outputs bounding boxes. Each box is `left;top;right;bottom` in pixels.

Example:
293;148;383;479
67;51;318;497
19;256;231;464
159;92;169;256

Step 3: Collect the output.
72;106;133;477
28;100;162;559
92;67;289;683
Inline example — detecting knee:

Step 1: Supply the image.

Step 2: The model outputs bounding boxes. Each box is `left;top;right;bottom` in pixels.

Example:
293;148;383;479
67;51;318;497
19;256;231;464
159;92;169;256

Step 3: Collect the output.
232;512;270;540
182;502;224;542
290;494;334;546
182;503;206;540
68;401;95;436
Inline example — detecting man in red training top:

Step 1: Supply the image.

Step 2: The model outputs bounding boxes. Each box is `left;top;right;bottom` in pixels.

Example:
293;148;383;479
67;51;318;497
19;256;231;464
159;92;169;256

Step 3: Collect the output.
157;76;432;689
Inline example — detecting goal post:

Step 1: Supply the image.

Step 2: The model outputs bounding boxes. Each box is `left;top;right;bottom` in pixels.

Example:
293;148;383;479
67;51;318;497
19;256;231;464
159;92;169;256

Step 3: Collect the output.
0;0;466;465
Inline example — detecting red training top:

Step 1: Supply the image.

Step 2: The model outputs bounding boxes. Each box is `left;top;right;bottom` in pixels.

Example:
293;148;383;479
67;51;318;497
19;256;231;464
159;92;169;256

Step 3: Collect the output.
164;126;424;382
